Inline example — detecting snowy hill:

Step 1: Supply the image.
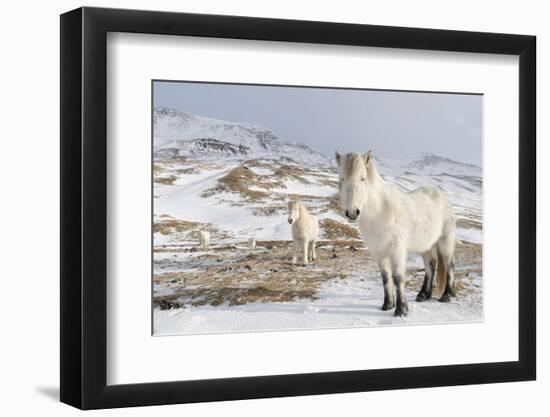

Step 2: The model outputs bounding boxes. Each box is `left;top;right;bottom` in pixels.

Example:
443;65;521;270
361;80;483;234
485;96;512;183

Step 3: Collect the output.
153;110;482;246
376;152;481;176
153;107;329;164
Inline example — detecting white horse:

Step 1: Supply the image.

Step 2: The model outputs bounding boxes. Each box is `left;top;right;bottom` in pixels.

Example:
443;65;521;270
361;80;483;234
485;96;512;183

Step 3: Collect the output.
287;201;319;265
335;151;456;316
199;230;210;249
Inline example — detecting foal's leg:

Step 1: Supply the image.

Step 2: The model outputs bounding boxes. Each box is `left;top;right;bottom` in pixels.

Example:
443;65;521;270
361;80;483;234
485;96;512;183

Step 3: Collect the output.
378;257;395;311
292;239;299;264
310;239;317;261
303;240;309;265
391;249;409;317
416;250;436;302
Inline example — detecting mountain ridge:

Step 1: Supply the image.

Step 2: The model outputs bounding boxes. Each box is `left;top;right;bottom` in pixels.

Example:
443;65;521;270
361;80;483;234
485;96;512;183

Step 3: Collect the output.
153;107;480;175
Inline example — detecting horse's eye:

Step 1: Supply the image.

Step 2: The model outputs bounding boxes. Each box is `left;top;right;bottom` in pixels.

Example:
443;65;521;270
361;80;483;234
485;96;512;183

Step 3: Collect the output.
361;177;365;182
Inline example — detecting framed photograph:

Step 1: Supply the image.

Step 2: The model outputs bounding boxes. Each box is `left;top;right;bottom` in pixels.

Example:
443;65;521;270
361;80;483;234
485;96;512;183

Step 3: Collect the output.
60;6;536;409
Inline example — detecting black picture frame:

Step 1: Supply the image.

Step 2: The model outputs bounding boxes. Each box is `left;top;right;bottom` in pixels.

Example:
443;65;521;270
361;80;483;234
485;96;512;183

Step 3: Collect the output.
60;6;536;410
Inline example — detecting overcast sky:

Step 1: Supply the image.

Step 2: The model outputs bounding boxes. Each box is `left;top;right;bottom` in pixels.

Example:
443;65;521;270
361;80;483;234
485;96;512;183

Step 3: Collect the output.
153;81;482;165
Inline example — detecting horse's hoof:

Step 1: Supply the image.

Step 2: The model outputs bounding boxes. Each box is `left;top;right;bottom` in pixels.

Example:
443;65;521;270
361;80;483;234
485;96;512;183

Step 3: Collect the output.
416;291;431;302
439;294;451;303
393;301;409;316
381;302;395;311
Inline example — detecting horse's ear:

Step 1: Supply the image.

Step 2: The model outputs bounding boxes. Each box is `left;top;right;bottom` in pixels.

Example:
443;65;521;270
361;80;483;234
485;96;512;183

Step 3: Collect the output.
335;151;341;165
364;150;373;167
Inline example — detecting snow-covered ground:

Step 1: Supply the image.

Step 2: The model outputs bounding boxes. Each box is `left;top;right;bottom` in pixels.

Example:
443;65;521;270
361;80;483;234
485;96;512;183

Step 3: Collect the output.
152;108;483;335
155;268;482;335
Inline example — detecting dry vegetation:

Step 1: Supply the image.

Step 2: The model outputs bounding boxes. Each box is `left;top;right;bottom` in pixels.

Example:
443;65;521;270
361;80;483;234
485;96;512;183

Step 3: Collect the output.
153;157;223;187
456;217;482;230
319;218;361;240
154;175;177;185
201;166;272;201
199;161;339;209
153;243;367;308
154;215;232;241
153;240;481;309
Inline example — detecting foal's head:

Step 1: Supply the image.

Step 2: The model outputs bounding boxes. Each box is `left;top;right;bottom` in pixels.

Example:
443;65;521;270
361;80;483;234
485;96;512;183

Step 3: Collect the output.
287;201;303;224
335;151;374;222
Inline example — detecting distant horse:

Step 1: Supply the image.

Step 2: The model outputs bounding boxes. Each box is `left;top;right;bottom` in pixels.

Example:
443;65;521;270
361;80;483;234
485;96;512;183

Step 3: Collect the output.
335;151;456;316
287;201;319;265
199;230;210;249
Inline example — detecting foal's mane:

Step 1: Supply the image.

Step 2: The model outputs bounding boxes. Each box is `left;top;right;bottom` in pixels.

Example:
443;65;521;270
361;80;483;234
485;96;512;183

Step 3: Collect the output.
289;200;308;214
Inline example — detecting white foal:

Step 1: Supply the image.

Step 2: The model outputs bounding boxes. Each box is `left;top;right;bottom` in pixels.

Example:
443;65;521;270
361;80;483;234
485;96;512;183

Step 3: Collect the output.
287;201;319;265
335;151;457;316
199;230;210;249
248;237;256;249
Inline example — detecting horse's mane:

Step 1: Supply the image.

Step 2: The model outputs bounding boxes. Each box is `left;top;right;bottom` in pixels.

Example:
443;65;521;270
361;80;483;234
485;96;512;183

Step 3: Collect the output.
342;152;382;184
342;153;366;179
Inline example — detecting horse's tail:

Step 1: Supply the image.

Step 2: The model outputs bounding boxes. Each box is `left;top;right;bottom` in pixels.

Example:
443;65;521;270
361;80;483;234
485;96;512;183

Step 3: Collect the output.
436;248;447;296
435;217;456;296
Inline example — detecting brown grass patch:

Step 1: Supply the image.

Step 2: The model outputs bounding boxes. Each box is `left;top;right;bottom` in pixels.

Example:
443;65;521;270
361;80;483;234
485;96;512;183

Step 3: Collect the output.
153;243;371;307
320;218;360;240
154;215;220;236
456;218;482;230
153;237;480;309
273;164;309;182
202;165;282;202
154;175;177;185
175;167;200;175
154;218;204;235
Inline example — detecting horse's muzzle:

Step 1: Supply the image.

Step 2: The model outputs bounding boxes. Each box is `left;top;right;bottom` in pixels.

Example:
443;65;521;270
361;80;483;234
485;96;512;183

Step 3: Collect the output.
288;218;293;224
345;209;360;221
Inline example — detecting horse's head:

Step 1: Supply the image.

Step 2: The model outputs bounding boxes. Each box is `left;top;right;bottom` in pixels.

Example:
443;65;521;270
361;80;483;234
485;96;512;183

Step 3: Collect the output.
335;151;374;222
287;201;301;224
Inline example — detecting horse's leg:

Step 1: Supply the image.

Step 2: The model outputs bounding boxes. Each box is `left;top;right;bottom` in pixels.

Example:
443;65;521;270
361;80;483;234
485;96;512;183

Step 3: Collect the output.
378;257;395;311
440;258;456;302
303;239;309;265
391;247;409;317
310;239;317;261
437;231;456;302
416;249;436;302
